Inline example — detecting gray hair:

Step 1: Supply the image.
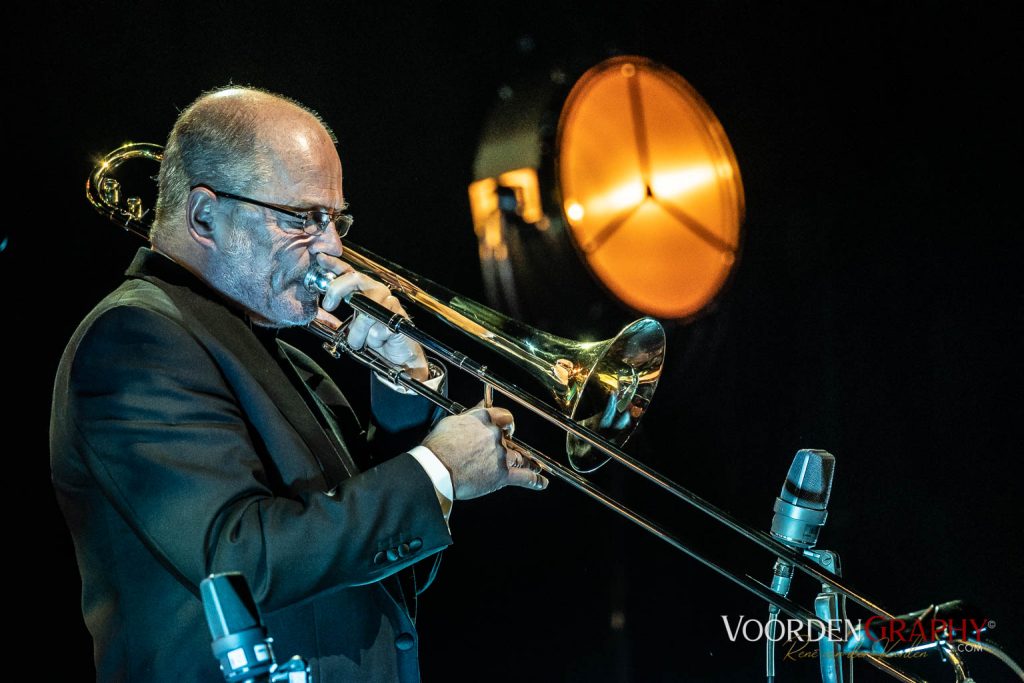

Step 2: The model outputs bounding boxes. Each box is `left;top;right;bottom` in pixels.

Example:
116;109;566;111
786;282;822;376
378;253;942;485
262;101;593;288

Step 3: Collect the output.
150;85;337;243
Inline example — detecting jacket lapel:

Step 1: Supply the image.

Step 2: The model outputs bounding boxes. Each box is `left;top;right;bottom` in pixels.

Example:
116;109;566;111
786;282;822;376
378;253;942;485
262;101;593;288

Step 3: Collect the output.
125;248;358;487
274;339;366;479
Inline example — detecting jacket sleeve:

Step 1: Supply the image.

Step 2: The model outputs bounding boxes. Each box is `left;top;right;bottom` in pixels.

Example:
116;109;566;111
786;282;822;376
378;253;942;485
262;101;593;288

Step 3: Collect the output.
64;304;453;613
366;367;447;461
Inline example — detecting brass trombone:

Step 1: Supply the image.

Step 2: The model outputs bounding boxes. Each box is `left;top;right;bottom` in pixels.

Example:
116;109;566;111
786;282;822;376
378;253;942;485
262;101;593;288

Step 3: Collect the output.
88;143;1022;683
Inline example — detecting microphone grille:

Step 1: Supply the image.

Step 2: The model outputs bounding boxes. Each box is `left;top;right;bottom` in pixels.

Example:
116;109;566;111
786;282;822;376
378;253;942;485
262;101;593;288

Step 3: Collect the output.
779;449;835;510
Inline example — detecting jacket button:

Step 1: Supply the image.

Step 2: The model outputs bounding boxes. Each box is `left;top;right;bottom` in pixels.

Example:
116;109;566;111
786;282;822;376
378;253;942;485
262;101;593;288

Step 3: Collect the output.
398;542;411;558
408;538;423;551
395;633;415;651
386;547;399;562
373;551;386;565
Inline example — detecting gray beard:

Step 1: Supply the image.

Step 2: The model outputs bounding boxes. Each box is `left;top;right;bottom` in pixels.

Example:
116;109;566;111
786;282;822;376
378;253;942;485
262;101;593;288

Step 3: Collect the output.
213;227;318;328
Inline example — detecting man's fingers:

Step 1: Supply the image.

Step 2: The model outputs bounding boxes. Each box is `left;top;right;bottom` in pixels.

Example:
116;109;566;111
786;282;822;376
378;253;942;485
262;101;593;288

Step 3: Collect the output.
346;312;374;349
363;296;409;349
321;272;391;312
486;406;514;429
381;294;405;316
321;271;362;311
506;466;549;491
364;320;396;349
359;281;394;306
506;447;542;473
315;252;353;277
467;405;514;431
322;272;415;357
314;308;345;331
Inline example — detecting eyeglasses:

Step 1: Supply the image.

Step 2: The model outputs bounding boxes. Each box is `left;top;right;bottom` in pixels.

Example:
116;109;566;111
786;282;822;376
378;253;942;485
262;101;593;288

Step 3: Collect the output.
192;184;353;237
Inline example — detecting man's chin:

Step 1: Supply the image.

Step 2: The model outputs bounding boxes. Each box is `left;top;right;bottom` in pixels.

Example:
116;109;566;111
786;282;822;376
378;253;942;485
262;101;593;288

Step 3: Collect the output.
255;298;319;329
285;298;320;327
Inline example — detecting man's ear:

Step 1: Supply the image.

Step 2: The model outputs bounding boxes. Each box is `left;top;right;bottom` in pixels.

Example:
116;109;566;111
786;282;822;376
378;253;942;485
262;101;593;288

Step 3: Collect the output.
186;187;220;249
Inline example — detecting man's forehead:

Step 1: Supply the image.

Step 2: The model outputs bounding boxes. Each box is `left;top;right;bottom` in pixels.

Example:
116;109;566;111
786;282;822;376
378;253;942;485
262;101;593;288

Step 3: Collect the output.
265;134;345;208
201;93;343;206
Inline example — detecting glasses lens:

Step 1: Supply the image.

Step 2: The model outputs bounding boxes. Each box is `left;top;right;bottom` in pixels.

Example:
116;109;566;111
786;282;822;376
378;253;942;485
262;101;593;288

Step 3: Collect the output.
334;214;353;237
301;210;354;237
305;211;353;237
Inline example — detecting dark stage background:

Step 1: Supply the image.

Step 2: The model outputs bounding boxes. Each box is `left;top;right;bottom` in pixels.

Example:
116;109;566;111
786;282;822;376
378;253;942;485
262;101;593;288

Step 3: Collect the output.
8;3;1021;681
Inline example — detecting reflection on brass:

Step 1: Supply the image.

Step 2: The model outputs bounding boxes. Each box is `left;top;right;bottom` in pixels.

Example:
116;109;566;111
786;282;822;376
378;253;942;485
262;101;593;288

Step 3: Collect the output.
87;142;163;238
329;244;665;473
125;197;143;221
99;177;120;207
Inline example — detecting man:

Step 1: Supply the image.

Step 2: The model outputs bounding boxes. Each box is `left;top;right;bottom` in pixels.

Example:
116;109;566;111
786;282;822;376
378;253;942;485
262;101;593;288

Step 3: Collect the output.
50;86;548;682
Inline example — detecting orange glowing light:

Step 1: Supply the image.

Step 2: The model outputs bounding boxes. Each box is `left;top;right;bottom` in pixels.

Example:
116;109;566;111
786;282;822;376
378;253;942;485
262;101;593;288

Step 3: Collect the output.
566;202;585;222
558;56;744;319
468;168;546;261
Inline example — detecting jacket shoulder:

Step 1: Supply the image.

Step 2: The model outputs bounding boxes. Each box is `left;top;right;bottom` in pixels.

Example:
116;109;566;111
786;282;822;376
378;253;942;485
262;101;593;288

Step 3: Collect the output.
57;279;197;380
86;278;187;328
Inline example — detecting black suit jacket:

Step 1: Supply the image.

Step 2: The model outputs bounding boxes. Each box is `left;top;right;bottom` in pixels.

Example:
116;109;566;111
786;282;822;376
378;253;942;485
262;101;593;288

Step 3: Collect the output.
50;248;454;682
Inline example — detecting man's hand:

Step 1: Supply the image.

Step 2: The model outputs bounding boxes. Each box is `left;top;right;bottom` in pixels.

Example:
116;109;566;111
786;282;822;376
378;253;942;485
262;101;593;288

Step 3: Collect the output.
315;253;430;381
422;406;549;500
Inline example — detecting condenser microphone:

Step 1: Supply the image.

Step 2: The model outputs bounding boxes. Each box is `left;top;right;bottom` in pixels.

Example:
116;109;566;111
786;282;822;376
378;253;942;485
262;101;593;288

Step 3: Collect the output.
201;573;276;682
768;448;835;598
771;448;835;550
766;449;836;682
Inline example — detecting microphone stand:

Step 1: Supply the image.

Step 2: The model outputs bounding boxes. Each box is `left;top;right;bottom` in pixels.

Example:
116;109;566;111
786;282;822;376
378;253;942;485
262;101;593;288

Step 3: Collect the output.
810;549;847;683
765;549;848;683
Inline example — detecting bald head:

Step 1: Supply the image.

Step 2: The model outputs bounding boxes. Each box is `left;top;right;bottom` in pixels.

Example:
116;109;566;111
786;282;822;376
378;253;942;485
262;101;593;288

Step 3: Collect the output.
151;86;337;247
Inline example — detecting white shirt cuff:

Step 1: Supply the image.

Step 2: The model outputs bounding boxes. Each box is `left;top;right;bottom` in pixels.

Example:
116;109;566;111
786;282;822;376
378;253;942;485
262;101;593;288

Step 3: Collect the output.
374;365;444;394
408;445;454;520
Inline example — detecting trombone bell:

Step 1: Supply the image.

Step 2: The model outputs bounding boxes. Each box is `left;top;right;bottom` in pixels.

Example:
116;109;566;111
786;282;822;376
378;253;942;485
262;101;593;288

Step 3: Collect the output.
335;244;666;472
567;317;664;472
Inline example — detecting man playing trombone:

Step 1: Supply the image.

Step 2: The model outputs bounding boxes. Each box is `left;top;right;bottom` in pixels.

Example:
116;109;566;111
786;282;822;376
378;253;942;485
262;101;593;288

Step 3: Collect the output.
50;85;548;683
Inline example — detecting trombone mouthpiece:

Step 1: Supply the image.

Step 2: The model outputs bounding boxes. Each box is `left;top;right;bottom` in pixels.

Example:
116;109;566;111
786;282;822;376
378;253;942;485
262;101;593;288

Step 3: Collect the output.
304;266;335;294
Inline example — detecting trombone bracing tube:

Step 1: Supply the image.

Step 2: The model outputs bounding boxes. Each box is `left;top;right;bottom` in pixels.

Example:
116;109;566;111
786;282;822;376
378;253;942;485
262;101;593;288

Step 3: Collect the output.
340;290;893;617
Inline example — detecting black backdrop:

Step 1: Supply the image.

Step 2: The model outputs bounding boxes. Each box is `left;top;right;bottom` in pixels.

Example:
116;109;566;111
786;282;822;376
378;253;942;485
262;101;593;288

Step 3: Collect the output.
8;3;1021;681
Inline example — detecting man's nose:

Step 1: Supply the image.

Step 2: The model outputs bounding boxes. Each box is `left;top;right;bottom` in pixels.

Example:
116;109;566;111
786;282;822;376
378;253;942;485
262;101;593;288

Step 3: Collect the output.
312;222;344;256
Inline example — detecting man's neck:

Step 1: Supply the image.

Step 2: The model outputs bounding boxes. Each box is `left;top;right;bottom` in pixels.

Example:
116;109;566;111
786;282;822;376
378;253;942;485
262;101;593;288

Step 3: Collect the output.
149;241;269;326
